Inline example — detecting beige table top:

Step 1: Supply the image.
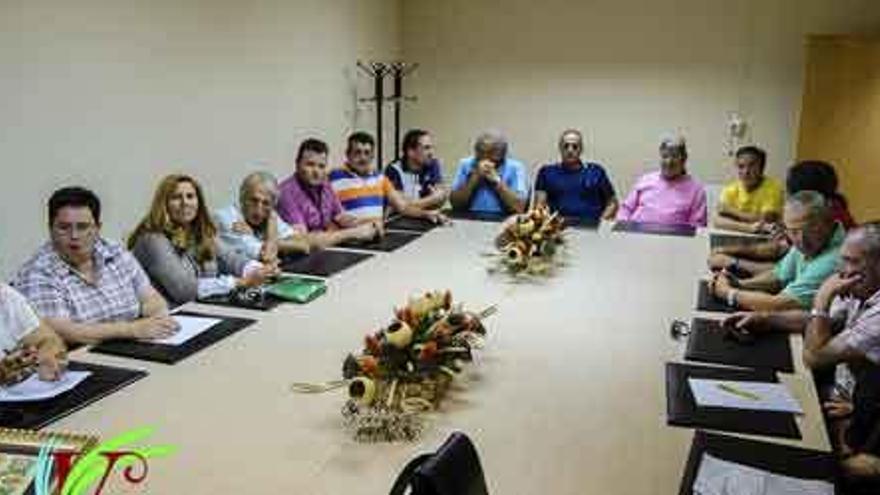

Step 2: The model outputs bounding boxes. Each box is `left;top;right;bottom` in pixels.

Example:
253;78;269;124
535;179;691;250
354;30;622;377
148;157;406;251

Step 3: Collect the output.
56;221;829;494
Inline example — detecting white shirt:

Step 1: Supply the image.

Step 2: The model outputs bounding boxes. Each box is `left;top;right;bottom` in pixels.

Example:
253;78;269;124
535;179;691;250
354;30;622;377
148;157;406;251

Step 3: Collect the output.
214;204;297;261
0;283;40;356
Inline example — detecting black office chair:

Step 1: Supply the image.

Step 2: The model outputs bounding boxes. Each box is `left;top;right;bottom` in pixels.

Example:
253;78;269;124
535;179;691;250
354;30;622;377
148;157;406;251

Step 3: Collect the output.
389;431;490;495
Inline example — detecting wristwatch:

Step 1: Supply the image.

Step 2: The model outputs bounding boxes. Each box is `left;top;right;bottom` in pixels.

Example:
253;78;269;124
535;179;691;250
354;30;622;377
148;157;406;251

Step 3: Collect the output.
726;289;738;308
810;308;831;320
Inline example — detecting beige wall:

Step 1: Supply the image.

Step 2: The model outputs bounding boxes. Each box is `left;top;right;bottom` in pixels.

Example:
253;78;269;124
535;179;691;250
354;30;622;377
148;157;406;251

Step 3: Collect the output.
0;0;400;277
401;0;880;199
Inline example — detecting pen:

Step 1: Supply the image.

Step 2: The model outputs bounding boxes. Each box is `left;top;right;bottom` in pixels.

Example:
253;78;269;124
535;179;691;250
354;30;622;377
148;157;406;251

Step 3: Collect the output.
717;383;762;401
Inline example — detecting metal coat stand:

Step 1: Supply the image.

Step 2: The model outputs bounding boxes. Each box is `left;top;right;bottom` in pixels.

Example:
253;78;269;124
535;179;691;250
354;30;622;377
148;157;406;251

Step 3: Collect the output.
357;61;419;170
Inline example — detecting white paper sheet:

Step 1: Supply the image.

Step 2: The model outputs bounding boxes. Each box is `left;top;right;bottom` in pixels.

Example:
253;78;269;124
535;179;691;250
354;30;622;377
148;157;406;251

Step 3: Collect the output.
688;378;803;414
693;453;833;495
0;371;92;402
146;315;222;346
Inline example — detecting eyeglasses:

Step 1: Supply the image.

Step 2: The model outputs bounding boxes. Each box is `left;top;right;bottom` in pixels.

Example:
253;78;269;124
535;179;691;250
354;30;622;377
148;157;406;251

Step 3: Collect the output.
244;197;275;209
52;222;95;237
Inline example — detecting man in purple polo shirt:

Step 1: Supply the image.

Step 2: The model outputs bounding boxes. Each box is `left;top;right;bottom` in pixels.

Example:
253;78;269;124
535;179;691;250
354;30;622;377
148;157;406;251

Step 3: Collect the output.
616;135;707;227
277;138;380;249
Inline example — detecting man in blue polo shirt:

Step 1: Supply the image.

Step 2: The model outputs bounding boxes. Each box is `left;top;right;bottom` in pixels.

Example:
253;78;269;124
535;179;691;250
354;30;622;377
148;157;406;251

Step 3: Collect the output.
449;130;528;214
534;129;618;221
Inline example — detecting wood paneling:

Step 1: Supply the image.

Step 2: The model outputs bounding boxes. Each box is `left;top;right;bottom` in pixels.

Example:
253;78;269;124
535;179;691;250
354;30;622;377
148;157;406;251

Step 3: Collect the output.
798;35;880;223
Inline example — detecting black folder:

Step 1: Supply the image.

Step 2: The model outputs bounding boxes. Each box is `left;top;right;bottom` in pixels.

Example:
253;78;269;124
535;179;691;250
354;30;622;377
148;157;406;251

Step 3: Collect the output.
696;280;736;313
709;233;771;249
279;250;373;277
563;216;601;230
446;210;510;223
336;230;421;252
89;311;256;364
385;215;440;233
612;221;697;237
665;362;801;439
678;431;836;495
685;318;794;373
0;361;148;429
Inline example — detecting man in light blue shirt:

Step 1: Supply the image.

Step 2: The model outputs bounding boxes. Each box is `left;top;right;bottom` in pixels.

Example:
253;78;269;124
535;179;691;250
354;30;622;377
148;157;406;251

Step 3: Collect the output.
450;130;529;214
215;171;310;263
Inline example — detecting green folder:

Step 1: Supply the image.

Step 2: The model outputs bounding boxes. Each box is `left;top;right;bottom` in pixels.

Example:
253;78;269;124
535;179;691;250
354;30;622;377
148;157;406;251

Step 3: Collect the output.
265;276;327;304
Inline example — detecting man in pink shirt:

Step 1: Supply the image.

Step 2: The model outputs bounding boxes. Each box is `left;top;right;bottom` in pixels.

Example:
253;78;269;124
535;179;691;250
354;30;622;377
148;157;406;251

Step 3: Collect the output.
616;135;708;227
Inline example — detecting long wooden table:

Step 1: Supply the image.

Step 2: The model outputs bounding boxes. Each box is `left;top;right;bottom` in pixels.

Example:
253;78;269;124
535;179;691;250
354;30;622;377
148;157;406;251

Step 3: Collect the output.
57;220;829;494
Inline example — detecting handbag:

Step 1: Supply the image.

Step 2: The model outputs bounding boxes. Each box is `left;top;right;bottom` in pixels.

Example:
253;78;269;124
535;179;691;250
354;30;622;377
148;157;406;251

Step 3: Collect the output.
389;431;489;495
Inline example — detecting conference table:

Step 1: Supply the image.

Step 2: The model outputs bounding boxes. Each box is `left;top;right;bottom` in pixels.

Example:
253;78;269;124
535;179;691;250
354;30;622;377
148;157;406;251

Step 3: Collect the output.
55;219;830;494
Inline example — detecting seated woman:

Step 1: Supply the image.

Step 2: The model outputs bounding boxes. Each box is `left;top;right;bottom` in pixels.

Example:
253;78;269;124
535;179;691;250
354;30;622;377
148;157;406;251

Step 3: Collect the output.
1;283;67;385
129;174;277;305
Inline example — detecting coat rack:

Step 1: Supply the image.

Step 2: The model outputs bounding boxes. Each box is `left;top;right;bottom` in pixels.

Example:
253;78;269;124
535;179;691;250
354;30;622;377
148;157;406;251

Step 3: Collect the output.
357;61;419;170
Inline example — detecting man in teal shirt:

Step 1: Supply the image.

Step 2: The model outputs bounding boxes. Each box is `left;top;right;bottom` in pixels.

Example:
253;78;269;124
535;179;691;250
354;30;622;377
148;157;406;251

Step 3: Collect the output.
710;190;844;311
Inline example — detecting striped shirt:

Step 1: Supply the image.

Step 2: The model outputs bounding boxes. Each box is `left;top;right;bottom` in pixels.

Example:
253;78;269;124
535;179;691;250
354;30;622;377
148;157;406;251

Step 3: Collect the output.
12;239;151;324
328;165;394;220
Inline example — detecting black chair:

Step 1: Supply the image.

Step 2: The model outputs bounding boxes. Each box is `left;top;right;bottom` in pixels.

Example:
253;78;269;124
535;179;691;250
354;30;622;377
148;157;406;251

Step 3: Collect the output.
389;431;489;495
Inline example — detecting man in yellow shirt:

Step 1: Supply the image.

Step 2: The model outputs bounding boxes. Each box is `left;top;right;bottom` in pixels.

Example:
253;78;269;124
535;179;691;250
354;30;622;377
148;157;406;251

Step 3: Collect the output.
714;146;784;234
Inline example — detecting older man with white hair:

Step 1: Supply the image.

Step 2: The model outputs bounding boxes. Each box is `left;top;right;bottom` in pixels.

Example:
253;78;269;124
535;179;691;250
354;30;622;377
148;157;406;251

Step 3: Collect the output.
798;222;880;485
616;134;707;227
711;190;845;311
449;130;528;214
215;171;310;264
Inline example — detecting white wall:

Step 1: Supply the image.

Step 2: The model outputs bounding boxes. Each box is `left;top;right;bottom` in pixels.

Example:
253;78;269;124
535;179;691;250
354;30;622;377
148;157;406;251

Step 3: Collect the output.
401;0;880;197
0;0;401;277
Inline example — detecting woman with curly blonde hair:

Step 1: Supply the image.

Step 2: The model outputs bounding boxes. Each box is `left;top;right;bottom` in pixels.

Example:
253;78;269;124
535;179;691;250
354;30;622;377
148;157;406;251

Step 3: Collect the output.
129;174;276;304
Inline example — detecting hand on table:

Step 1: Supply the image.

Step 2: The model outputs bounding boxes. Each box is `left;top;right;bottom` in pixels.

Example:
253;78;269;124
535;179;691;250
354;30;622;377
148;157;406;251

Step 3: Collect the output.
36;342;67;382
708;253;735;271
131;315;180;340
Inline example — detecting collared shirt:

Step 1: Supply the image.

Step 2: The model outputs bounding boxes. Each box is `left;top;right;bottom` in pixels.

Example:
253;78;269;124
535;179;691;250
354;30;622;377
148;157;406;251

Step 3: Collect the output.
719;176;784;217
328;165;394;220
617;171;707;227
0;283;39;355
277;175;344;232
450;157;529;213
535;161;616;220
384;159;444;201
12;239;150;324
214;204;298;260
774;223;846;308
830;289;880;364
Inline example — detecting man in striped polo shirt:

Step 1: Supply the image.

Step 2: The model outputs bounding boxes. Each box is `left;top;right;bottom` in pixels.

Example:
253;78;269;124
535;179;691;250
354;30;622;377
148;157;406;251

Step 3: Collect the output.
329;132;446;223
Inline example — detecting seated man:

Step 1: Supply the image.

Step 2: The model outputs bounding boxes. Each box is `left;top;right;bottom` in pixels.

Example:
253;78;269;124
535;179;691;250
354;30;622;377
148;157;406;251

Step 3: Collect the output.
799;223;880;483
329;132;445;224
713;146;784;234
215;171;310;263
616;135;707;226
709;159;857;271
278;138;384;249
1;283;67;385
12;187;177;345
384;129;447;210
449;130;528;214
710;190;845;311
535;129;618;221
